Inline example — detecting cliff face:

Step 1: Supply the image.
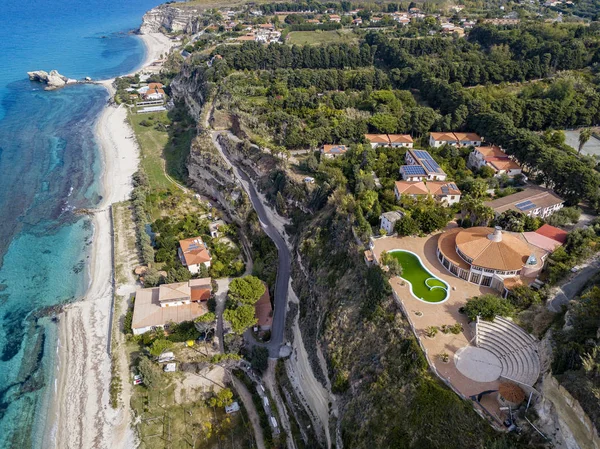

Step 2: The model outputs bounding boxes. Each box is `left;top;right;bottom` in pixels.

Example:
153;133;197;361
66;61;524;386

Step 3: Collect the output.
140;5;202;35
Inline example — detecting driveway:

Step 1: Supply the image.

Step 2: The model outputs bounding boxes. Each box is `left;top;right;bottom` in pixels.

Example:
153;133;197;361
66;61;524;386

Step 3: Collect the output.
547;257;600;312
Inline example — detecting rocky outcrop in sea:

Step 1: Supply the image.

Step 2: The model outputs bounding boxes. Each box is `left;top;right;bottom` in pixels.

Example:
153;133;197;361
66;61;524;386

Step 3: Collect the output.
27;70;75;90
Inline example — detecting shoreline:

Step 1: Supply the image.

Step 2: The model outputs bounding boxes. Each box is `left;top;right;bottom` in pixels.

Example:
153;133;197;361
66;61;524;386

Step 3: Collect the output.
43;31;174;449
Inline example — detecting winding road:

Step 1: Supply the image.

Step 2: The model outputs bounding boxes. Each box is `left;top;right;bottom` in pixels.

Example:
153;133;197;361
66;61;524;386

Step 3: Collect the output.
210;131;290;358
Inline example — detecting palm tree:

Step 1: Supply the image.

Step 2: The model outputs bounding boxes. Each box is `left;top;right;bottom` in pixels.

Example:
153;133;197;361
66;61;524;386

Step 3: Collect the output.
578;128;593;155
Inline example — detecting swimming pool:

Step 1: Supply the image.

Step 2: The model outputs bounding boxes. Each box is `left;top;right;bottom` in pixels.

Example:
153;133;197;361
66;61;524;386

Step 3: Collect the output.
389;250;449;303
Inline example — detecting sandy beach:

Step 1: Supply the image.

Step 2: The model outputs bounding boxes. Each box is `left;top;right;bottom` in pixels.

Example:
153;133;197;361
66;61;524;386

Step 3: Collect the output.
45;32;173;449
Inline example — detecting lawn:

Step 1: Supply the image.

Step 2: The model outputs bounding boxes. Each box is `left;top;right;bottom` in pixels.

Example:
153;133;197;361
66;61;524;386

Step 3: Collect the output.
129;111;174;191
286;30;360;46
390;250;449;303
129;110;194;191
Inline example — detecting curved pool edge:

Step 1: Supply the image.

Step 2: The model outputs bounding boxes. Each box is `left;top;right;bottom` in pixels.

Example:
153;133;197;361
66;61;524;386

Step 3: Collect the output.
389;249;451;304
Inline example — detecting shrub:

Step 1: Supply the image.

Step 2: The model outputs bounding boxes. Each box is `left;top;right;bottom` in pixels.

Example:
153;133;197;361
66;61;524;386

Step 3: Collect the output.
463;294;515;322
166;321;201;342
149;338;174;357
441;323;463;334
137;356;163;390
439;352;450;363
425;326;438;338
508;285;542;310
249;346;269;373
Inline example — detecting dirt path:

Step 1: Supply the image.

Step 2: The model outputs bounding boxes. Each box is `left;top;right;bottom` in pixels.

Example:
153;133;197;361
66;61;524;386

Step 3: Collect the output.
231;376;266;449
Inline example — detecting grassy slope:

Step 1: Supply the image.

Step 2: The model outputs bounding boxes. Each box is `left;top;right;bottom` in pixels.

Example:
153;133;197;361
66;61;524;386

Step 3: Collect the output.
286;30;360;46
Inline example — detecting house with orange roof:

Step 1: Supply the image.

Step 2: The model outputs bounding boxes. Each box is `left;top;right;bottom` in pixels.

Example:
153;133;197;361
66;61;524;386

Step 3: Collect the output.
131;278;212;335
178;236;212;274
468;146;522;177
254;281;273;331
429;131;482;148
394;180;461;205
437;226;547;296
365;134;390;148
321;144;347;158
429;132;458;147
388;134;413;148
329;14;341;22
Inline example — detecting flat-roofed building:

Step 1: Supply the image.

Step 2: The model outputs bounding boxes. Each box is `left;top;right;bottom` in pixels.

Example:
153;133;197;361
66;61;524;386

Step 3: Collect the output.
380;210;404;235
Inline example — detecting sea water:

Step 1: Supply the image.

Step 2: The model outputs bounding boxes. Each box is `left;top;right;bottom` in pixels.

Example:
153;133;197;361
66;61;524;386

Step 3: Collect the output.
0;0;162;446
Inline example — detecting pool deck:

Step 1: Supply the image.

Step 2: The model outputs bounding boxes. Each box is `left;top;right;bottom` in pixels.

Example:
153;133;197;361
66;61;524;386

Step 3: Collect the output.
371;225;505;423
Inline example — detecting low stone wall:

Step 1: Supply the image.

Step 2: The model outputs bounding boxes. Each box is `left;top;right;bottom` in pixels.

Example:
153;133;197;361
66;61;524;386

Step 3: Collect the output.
541;374;600;449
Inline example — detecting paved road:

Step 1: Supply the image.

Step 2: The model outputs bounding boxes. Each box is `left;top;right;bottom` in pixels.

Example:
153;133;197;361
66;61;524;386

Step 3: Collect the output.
211;131;291;358
547;257;600;312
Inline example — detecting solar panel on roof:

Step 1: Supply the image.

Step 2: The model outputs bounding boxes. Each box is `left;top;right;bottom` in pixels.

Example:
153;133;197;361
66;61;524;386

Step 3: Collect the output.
516;200;536;211
414;150;434;160
449;183;458;190
401;165;427;175
441;186;449;195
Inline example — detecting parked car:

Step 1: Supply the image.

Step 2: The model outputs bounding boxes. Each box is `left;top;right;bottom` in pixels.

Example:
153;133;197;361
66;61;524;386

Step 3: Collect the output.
133;374;143;385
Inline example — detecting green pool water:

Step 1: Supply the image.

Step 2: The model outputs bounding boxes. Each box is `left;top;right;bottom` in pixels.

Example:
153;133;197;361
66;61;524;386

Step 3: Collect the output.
390;250;449;303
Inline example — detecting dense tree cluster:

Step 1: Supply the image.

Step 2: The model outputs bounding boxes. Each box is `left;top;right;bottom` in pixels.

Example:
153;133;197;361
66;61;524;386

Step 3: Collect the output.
215;41;375;71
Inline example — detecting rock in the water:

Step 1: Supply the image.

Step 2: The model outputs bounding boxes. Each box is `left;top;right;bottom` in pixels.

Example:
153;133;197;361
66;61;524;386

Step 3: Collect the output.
27;70;69;90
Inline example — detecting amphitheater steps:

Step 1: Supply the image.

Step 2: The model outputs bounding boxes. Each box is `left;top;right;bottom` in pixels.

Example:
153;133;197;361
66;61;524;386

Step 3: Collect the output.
475;316;541;386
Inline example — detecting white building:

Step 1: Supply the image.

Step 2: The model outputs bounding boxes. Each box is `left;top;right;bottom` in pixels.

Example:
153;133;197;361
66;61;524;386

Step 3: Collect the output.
178;236;212;273
400;149;447;181
468;146;522;177
380;211;404;235
484;187;564;219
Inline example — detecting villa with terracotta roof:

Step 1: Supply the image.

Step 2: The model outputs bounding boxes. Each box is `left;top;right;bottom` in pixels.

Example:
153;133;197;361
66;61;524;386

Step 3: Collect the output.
400;149;447;181
436;226;553;296
179;236;212;274
132;278;212;335
429;132;482;148
395;180;461;205
365;133;413;148
485;186;564;219
321;144;347;158
468;146;522;177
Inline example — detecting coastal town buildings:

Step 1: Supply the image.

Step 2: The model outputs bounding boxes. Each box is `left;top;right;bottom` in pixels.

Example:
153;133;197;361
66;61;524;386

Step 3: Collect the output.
484;187;564;218
179;236;212;273
131;278;212;335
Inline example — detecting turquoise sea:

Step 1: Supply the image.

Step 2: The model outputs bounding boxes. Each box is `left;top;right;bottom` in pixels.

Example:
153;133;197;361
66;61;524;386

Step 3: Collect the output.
0;0;162;446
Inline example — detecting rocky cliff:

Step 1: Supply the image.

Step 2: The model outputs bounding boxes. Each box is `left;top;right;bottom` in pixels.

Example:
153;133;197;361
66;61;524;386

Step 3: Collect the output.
140;5;202;34
27;70;72;90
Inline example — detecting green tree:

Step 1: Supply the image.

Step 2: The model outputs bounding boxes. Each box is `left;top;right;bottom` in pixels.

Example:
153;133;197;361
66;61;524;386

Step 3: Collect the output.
208;388;234;408
578;128;592;155
381;251;403;277
508;286;541;310
228;276;266;305
149;338;174;357
395;215;420;236
249;346;269;372
462;294;515;321
368;113;398;134
137;356;163;389
224;305;257;334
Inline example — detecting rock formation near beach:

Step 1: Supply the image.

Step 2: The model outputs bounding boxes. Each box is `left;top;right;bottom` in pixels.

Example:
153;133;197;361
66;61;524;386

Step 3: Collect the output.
27;70;70;90
140;4;202;34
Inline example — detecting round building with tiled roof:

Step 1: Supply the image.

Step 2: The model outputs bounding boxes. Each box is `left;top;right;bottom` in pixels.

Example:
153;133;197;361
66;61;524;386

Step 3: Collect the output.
436;226;544;295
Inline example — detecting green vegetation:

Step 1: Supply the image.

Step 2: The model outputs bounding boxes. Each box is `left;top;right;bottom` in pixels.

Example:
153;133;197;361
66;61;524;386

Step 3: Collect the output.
286;29;359;46
228;276;266;304
389;251;448;303
552;284;600;429
462;294;515;322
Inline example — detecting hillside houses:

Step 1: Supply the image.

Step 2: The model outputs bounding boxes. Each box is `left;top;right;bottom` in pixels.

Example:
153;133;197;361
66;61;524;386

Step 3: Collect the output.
365;133;413;148
468;145;522;177
429;132;482;148
394;180;461;205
